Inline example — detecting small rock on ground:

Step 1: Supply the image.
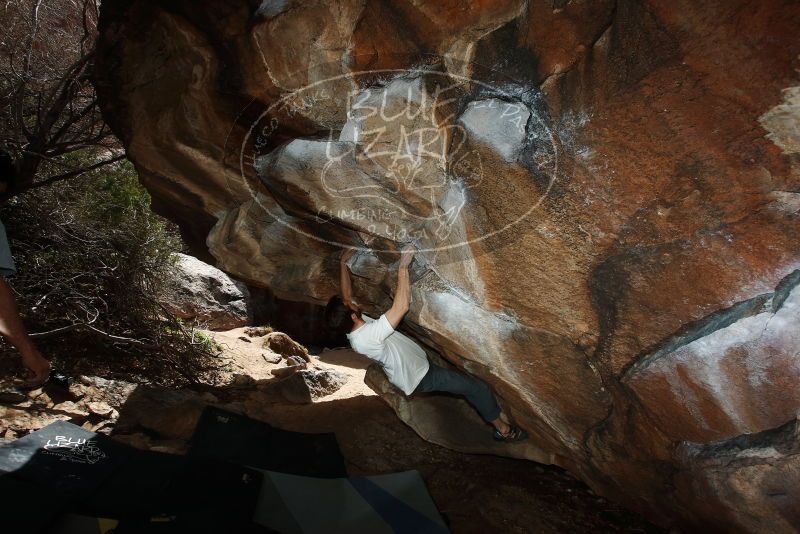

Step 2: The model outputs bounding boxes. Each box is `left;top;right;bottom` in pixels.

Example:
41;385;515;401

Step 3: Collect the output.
274;368;348;404
263;332;310;362
261;352;282;364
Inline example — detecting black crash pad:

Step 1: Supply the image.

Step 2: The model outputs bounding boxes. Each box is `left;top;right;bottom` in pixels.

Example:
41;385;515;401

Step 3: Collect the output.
0;421;131;498
187;406;347;478
112;458;270;534
0;475;66;532
79;447;188;519
0;421;267;533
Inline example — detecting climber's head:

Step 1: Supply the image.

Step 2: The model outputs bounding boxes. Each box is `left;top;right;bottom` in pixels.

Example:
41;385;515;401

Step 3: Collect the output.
325;295;359;334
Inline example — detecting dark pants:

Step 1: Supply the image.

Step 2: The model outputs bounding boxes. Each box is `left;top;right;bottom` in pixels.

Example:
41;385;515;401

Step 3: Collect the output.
413;364;502;422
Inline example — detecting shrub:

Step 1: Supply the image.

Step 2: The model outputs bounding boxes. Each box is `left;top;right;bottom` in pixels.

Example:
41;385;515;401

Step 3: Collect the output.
0;155;222;386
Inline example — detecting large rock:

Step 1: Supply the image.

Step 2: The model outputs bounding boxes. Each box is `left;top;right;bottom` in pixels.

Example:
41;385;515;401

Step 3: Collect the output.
161;253;251;330
94;1;800;530
115;385;219;440
674;417;800;532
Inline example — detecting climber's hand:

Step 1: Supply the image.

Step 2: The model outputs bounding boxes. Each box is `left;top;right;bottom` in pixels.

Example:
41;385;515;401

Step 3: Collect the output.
340;248;356;264
399;245;415;268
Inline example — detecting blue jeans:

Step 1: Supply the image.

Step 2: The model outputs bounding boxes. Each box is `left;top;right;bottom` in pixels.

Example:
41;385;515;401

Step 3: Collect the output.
413;364;502;422
0;220;15;276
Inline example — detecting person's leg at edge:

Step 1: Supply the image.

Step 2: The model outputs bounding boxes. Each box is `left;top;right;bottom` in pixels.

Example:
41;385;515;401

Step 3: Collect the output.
416;363;518;437
0;276;50;382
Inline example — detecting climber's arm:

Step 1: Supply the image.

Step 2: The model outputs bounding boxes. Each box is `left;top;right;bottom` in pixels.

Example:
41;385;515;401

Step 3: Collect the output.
384;246;414;329
340;248;355;307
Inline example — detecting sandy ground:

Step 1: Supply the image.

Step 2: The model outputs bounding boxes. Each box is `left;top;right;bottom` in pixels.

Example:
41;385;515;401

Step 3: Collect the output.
206;326;376;402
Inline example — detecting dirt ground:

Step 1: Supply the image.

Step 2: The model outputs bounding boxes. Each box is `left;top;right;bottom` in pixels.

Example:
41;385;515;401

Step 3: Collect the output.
1;327;662;533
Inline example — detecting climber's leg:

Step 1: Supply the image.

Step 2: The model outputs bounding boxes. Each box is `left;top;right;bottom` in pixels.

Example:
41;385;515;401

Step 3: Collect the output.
0;277;50;385
414;363;505;428
0;221;50;386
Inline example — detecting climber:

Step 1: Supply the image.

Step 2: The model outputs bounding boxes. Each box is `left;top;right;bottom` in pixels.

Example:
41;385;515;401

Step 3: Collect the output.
0;152;52;389
326;245;528;442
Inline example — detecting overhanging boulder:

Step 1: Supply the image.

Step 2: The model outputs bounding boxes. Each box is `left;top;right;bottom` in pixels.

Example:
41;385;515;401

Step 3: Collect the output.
94;0;800;529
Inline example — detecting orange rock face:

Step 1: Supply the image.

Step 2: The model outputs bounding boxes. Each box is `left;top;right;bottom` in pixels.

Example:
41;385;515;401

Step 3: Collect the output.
94;1;800;530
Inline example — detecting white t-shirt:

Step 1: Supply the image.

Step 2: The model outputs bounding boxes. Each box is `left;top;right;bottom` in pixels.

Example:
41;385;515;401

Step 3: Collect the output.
347;313;430;395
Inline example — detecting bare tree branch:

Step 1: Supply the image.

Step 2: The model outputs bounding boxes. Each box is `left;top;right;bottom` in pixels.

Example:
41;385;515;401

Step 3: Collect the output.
1;0;119;198
28;153;125;190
